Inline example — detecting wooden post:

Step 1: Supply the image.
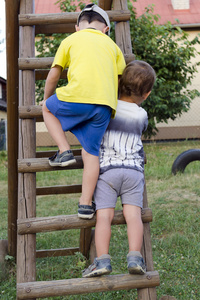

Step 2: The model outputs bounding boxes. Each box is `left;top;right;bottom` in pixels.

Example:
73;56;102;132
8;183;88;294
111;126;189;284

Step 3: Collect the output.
138;180;158;300
98;0;113;10
113;0;135;62
6;0;20;257
79;228;92;259
17;0;36;299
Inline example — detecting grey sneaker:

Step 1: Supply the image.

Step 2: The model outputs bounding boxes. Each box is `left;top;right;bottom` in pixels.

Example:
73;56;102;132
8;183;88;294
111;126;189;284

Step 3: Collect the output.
82;254;112;278
127;252;146;275
49;150;76;167
78;201;96;219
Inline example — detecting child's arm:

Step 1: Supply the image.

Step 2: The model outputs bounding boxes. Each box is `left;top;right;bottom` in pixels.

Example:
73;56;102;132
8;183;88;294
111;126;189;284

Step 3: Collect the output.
40;65;62;105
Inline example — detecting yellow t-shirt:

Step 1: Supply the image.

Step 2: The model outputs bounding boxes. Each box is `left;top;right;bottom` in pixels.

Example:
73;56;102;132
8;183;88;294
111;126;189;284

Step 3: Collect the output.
52;29;126;115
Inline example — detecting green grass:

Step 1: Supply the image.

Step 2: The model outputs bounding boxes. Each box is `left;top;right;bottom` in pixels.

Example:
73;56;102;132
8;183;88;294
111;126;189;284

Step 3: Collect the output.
0;141;200;299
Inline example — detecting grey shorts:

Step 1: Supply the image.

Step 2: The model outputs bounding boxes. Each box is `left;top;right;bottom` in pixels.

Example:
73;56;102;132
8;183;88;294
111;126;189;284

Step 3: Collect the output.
94;168;144;210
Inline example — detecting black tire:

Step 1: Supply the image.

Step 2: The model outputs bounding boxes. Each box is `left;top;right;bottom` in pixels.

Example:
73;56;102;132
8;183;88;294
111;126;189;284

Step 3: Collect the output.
171;149;200;175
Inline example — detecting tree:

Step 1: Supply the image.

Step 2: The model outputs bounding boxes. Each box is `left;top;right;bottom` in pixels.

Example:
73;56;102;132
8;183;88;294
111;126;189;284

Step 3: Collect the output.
35;0;200;137
128;1;200;137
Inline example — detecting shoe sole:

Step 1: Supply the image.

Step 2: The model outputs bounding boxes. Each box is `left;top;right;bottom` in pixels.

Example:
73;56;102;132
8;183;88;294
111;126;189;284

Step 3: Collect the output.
128;265;146;275
49;158;76;167
83;267;112;278
78;212;95;219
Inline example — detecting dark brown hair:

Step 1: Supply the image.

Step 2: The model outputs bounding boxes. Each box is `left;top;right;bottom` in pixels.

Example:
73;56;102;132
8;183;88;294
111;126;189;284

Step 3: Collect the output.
119;60;156;98
78;11;107;26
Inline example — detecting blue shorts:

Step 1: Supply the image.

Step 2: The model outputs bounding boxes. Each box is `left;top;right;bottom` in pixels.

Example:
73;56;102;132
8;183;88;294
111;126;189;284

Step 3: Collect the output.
94;168;144;210
46;94;112;156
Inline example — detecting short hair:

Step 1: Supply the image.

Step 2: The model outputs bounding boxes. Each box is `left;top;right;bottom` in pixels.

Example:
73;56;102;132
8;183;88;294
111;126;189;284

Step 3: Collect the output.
119;60;156;98
78;10;107;26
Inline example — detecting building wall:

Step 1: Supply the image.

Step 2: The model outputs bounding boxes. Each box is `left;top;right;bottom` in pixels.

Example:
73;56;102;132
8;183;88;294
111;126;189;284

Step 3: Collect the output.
0;111;7;120
155;30;200;140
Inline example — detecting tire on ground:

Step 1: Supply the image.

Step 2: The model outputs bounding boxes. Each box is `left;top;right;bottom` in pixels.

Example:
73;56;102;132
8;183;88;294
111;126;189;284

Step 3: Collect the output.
171;149;200;175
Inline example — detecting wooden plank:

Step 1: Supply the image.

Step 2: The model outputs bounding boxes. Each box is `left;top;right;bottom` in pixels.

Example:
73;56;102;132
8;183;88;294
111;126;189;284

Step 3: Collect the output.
19;10;130;26
36;247;79;258
36;184;82;196
19;54;134;70
6;0;19;258
17;208;152;234
17;271;159;299
18;156;83;173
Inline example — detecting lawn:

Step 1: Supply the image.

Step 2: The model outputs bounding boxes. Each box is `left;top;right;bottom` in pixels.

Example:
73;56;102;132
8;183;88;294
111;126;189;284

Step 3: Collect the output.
0;140;199;299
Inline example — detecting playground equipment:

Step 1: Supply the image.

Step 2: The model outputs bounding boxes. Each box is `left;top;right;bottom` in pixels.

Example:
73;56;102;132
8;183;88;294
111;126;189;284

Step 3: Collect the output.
4;0;170;299
172;149;200;175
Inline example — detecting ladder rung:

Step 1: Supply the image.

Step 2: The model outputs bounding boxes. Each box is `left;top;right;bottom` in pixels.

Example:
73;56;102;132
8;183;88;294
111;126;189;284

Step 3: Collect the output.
19;105;42;119
17;271;160;299
19;57;53;69
17;208;152;234
36;247;79;258
35;69;68;80
18;156;83;173
19;10;131;26
36;149;82;158
18;54;135;70
36;184;82;196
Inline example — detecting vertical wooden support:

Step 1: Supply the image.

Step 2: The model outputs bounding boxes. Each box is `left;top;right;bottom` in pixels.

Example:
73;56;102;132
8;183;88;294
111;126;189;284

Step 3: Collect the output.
98;0;113;10
79;228;92;259
113;0;134;62
6;0;20;257
113;1;157;298
138;181;158;300
17;0;36;299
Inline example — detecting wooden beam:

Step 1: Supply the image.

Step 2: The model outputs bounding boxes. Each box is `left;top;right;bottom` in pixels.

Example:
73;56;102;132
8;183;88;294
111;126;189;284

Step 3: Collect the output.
113;0;133;55
17;271;160;299
17;208;152;234
36;184;82;196
19;57;53;69
98;0;113;10
18;156;83;173
35;69;68;80
138;178;158;299
36;149;82;158
35;24;75;35
19;104;42;119
19;10;130;26
17;0;36;294
6;0;20;258
36;247;79;258
79;228;92;259
19;54;134;71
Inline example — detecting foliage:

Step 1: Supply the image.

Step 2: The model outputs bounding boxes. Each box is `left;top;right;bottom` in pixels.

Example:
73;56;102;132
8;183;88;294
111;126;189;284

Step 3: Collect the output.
128;1;200;136
35;0;200;137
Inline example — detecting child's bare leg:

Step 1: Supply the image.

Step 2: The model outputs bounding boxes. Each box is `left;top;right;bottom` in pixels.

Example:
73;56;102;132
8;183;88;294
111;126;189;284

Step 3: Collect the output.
124;204;146;274
82;208;114;278
123;204;143;252
79;148;99;206
95;208;115;257
42;101;70;153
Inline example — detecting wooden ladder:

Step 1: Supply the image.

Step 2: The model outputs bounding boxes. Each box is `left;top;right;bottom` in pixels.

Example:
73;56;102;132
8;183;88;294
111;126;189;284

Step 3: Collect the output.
17;0;159;299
